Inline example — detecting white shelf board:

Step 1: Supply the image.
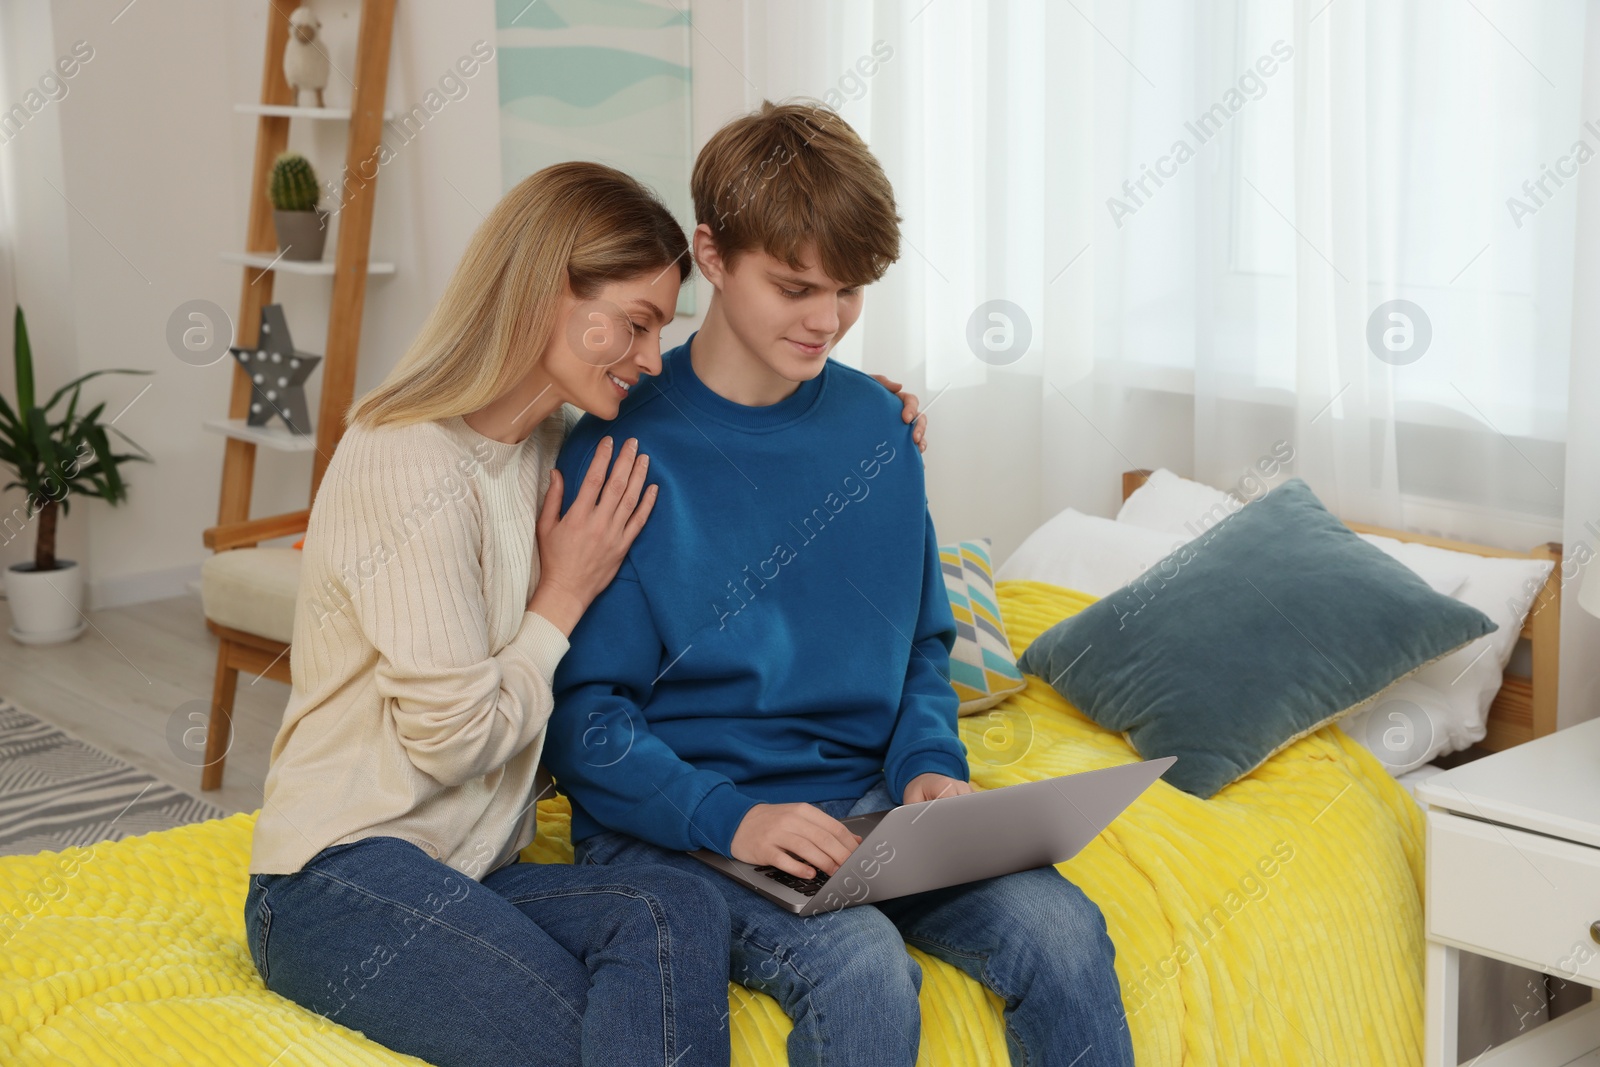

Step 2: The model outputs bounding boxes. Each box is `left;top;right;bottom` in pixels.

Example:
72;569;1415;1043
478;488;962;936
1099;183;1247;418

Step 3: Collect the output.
235;103;395;121
204;418;319;453
220;251;396;276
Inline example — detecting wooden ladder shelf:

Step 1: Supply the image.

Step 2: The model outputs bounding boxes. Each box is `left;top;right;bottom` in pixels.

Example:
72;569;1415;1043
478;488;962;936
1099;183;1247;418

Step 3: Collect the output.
199;0;397;790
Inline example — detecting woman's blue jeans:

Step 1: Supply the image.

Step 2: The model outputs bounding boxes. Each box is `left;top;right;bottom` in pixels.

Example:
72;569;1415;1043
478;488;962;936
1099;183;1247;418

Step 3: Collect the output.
243;835;732;1067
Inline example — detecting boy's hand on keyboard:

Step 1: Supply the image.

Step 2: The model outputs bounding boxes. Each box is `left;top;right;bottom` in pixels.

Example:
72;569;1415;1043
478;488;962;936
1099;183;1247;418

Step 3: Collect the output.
730;803;863;881
902;773;974;805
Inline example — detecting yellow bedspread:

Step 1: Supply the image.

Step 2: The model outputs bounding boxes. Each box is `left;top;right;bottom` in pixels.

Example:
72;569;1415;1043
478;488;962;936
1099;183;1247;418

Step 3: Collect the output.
0;581;1425;1066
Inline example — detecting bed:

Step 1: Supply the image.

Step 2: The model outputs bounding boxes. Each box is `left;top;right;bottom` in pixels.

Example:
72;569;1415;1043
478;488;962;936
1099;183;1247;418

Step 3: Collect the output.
0;475;1563;1066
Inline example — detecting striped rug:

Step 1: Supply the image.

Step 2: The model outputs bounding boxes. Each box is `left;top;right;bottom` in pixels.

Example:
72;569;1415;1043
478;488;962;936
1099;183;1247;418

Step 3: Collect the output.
0;697;226;857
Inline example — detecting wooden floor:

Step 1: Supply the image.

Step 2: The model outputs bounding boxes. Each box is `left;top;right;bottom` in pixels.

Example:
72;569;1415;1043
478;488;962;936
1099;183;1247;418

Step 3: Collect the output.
1;590;284;816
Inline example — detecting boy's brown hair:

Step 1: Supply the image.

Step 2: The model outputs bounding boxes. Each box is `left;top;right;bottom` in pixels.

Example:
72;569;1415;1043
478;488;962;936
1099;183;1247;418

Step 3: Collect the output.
691;100;901;288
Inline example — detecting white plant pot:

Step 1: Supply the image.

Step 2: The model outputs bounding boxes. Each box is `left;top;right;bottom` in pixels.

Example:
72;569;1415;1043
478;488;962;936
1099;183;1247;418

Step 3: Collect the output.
6;559;88;645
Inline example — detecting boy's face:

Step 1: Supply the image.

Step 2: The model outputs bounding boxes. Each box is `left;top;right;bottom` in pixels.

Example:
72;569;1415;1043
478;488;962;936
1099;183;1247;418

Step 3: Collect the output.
695;226;864;384
541;269;679;420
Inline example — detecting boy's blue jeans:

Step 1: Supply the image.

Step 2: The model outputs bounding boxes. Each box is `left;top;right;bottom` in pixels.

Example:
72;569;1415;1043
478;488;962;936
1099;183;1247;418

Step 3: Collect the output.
575;776;1136;1067
243;835;732;1067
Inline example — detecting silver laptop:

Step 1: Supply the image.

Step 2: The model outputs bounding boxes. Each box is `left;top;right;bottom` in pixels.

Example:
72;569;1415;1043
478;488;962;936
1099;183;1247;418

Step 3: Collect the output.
688;757;1176;915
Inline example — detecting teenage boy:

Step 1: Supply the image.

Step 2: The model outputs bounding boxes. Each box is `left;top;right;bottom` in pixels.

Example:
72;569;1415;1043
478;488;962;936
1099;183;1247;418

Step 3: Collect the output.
542;102;1135;1067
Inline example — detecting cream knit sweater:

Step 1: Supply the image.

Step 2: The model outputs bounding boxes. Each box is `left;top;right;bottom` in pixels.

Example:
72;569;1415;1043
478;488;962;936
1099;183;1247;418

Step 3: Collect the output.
249;409;572;879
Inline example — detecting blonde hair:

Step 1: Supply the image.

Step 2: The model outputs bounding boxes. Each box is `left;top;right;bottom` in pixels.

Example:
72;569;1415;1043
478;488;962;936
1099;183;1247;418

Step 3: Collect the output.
691;100;901;288
348;162;690;430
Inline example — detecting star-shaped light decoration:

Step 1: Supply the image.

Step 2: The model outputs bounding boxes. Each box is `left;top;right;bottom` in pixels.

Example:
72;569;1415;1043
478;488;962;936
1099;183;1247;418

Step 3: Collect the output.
228;304;321;434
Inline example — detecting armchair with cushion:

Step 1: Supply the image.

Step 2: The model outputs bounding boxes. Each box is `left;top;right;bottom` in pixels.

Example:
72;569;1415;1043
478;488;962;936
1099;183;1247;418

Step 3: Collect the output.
196;508;308;790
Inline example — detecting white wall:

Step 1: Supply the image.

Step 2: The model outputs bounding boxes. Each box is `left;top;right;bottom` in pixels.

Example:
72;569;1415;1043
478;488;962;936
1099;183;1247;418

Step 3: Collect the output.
0;0;88;581
0;0;508;608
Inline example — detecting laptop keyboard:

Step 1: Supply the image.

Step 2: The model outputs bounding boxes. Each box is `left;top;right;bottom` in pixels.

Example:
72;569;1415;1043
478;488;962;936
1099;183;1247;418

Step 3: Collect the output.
753;864;829;896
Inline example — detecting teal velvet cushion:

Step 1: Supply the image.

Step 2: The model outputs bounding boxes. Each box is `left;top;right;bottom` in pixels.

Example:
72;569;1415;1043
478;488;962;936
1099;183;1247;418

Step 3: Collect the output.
1016;478;1497;798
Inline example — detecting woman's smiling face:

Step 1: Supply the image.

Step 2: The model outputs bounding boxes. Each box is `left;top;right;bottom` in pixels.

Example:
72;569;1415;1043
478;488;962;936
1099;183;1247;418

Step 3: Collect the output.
541;268;681;419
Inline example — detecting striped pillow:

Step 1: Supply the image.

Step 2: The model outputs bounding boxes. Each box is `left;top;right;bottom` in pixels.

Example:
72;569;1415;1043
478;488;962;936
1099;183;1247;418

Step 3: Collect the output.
939;539;1027;715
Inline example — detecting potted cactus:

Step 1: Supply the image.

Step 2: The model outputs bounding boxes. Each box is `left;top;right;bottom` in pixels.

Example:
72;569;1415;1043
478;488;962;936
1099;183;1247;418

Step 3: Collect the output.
1;305;152;644
270;151;329;261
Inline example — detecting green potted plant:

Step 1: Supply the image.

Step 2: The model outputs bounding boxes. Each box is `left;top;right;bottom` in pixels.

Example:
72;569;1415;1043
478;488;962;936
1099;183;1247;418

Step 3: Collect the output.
1;305;152;645
269;151;329;261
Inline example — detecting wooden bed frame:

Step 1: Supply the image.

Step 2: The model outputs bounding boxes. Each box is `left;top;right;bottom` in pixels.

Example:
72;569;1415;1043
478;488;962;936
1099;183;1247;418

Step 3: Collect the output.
1120;470;1563;752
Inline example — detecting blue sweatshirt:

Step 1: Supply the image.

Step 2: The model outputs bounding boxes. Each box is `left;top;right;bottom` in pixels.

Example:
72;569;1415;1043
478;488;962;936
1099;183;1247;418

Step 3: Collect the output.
543;333;968;857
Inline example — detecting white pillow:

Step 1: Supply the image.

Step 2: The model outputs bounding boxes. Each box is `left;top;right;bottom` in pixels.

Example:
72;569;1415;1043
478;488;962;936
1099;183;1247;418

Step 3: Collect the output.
1352;533;1469;599
1339;679;1458;774
1112;467;1551;771
1379;550;1553;752
1115;468;1240;539
995;508;1185;597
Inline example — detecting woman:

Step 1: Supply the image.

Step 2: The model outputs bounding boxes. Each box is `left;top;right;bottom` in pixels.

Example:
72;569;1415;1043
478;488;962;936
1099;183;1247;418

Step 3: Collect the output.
242;161;927;1067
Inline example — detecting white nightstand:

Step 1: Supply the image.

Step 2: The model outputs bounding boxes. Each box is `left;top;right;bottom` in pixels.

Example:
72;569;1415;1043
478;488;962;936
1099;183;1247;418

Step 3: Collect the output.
1418;716;1600;1066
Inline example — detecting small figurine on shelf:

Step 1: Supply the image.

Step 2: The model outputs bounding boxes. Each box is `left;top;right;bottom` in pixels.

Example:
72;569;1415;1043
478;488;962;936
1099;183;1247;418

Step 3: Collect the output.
229;304;321;436
283;7;329;109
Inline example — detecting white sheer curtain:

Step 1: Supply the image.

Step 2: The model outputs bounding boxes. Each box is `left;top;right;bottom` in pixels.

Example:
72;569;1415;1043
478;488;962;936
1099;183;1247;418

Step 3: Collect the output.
743;2;1591;1047
749;0;1583;555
